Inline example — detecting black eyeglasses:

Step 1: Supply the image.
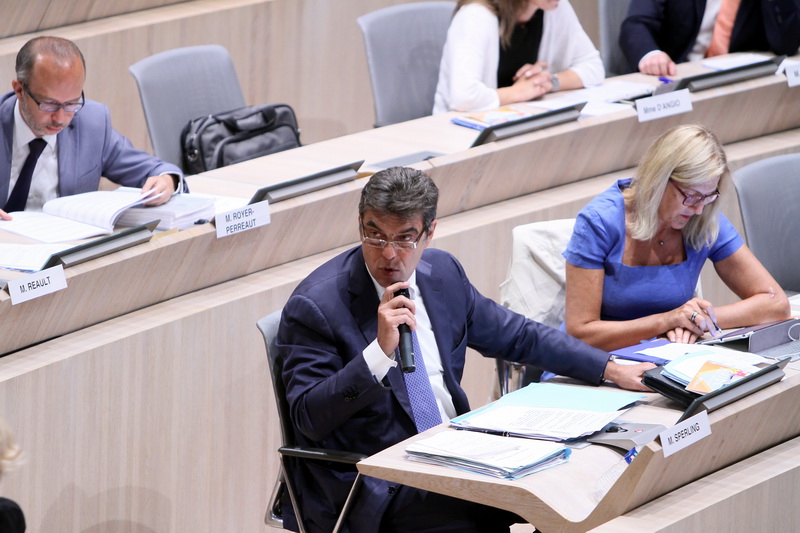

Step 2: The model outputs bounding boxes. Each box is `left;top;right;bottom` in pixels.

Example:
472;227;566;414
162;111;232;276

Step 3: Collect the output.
22;83;84;113
671;181;720;207
360;225;427;250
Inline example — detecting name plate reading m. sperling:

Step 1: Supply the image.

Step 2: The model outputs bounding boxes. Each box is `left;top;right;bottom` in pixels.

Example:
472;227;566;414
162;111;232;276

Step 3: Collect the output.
660;410;711;458
216;200;270;238
7;265;68;305
636;88;692;123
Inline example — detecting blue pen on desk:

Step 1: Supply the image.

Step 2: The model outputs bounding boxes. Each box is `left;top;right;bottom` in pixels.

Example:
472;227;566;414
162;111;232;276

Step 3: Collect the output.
658;76;674;84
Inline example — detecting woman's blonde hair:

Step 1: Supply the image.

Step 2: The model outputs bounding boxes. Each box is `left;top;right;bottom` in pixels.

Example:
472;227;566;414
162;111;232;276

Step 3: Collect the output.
455;0;532;48
625;124;729;251
0;417;22;480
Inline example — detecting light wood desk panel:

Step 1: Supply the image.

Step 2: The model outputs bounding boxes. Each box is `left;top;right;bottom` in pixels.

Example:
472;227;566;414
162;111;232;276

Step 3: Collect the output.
2;124;799;358
589;436;800;532
359;369;800;532
0;1;187;39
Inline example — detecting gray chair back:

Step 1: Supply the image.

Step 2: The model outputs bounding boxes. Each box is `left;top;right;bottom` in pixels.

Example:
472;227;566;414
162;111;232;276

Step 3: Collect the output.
357;1;455;127
732;153;800;295
256;309;364;533
129;44;246;170
598;0;634;76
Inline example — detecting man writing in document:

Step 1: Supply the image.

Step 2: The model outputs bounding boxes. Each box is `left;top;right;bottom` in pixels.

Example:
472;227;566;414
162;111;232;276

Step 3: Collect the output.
1;36;183;220
276;166;653;533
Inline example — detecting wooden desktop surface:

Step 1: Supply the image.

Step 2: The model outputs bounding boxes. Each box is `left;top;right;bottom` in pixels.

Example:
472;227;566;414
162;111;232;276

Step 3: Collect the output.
359;367;800;532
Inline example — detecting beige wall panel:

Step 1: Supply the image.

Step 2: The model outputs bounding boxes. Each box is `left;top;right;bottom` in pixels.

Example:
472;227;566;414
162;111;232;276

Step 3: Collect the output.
0;1;192;39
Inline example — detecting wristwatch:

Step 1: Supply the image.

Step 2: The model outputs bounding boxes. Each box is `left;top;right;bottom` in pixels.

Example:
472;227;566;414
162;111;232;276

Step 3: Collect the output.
550;72;560;93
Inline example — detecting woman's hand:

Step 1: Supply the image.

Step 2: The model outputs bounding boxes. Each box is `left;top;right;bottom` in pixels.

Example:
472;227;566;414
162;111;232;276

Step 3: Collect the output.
662;298;718;341
512;61;548;82
665;326;699;344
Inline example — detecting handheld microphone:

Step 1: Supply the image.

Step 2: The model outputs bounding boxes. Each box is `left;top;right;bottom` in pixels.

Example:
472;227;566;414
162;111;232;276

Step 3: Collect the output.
394;288;415;373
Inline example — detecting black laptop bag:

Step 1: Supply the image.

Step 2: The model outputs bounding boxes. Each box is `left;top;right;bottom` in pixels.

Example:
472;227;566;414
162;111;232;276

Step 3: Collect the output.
181;103;301;174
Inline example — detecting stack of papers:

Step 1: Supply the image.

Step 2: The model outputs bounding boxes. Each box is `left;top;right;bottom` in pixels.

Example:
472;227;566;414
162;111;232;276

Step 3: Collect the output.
701;53;772;71
450;383;645;441
529;80;656;112
405;430;570;479
116;192;216;230
0;243;71;272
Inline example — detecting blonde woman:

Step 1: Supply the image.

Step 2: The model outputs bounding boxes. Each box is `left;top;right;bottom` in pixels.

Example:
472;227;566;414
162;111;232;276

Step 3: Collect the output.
563;124;789;351
433;0;604;113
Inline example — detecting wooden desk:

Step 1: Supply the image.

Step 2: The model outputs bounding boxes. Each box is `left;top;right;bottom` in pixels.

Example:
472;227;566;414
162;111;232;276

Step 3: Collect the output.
359;369;800;532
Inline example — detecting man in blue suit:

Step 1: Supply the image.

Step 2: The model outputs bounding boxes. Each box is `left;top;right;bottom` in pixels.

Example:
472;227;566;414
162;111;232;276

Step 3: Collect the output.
277;167;653;533
1;36;182;219
620;0;800;76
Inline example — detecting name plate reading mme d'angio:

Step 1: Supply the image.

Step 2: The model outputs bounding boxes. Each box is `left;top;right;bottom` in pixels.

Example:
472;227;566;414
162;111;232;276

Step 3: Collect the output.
636;88;692;123
7;265;68;305
216;201;271;238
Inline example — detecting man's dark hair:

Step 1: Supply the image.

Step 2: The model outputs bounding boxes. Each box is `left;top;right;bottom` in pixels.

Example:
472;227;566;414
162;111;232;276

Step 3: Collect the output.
16;36;86;85
359;167;439;231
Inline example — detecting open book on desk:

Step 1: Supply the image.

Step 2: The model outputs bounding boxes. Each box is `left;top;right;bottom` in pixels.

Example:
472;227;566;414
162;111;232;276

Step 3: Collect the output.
405;430;570;480
0;188;161;243
450;383;645;441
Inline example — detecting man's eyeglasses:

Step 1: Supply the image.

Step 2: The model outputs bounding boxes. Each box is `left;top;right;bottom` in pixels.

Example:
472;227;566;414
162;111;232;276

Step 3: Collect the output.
360;226;427;250
22;83;84;113
671;181;719;207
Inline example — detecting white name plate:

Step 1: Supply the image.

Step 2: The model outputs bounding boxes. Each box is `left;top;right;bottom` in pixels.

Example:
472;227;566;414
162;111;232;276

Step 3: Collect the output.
660;410;711;458
7;265;68;305
216;200;270;238
636;89;692;122
781;60;800;88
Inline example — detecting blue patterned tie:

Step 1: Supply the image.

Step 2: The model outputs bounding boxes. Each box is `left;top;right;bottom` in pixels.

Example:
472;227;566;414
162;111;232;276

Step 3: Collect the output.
400;332;442;432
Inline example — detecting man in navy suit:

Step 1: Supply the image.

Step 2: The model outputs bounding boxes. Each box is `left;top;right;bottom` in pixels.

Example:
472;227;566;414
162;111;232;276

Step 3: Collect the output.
620;0;800;76
276;167;653;533
1;36;182;219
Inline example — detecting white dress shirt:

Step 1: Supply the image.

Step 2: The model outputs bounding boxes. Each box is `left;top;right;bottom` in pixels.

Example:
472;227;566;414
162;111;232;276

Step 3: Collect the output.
9;101;59;211
362;269;457;421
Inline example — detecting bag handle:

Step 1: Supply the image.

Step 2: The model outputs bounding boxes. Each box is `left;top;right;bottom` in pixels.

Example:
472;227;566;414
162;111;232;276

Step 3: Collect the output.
222;105;278;132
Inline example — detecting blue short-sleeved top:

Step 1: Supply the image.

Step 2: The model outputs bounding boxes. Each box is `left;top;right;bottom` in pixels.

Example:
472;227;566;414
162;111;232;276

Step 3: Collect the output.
563;178;743;321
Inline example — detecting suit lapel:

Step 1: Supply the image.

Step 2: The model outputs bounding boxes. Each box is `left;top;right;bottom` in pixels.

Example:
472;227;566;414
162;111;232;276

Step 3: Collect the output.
56;121;79;196
0;94;16;201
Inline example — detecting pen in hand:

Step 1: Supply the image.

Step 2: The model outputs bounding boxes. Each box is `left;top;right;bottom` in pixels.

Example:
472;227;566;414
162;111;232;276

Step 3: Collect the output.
704;307;723;338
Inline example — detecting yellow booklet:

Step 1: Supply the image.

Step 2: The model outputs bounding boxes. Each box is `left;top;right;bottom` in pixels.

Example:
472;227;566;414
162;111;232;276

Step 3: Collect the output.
686;360;750;394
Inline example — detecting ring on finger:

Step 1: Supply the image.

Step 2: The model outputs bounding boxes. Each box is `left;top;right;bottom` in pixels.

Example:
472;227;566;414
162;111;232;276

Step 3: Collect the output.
690;311;698;323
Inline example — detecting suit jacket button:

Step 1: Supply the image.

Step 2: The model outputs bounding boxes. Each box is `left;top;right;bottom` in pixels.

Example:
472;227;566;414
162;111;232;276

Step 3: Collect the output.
387;486;397;495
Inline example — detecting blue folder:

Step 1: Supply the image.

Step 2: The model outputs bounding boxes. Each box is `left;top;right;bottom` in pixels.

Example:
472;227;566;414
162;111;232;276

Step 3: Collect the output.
610;338;672;365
